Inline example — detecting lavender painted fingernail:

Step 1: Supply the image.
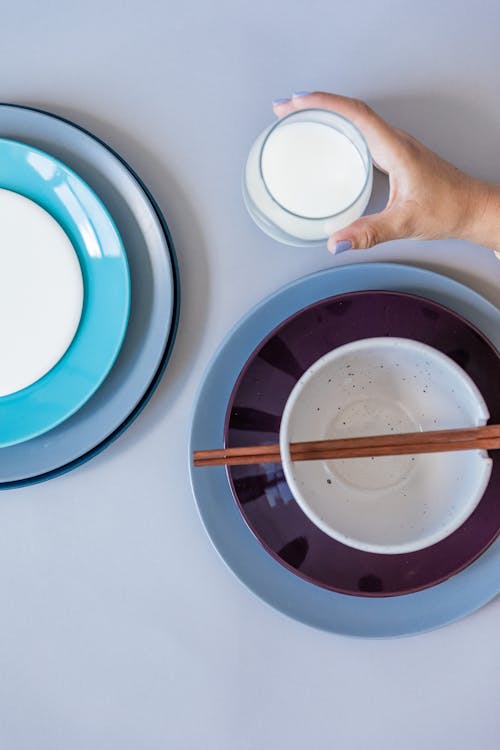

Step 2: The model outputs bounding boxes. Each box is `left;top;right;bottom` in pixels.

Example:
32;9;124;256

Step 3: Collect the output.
333;240;353;254
292;91;311;98
272;97;291;105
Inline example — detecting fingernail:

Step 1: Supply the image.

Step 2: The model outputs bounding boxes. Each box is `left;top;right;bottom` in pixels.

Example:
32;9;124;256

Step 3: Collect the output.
292;91;311;98
272;97;291;105
333;240;352;254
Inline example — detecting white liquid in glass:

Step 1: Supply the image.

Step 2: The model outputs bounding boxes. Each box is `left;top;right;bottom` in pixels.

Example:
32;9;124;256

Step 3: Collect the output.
244;112;372;244
261;121;367;218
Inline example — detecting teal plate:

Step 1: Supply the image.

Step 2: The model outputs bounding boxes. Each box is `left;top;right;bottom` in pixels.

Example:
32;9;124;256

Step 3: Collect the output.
0;138;130;446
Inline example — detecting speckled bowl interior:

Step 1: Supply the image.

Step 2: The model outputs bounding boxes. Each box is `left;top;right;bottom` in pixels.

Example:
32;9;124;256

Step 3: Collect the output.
279;337;492;554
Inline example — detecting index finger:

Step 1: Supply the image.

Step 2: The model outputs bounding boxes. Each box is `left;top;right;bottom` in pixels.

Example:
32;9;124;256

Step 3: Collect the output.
273;92;401;171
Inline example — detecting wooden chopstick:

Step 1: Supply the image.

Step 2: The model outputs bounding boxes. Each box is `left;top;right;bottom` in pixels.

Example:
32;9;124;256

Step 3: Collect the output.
193;424;500;467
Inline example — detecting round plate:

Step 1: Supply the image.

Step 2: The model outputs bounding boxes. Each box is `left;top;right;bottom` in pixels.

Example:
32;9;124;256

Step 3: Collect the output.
0;104;179;486
0;188;83;397
0;138;130;447
189;263;500;637
225;291;500;596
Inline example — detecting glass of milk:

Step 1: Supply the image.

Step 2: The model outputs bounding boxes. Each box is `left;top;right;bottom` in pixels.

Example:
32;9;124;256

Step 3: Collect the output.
243;109;373;246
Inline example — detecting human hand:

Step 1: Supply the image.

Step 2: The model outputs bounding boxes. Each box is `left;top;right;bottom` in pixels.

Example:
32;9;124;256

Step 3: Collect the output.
273;92;500;255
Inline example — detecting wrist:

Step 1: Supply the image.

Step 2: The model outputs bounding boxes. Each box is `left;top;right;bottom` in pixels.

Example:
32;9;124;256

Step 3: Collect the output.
455;178;500;253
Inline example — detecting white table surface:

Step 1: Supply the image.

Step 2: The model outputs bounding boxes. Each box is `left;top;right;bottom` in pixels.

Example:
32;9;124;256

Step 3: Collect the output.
1;1;499;748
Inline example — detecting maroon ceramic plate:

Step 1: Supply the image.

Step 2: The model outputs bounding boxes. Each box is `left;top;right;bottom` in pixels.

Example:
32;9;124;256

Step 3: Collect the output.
224;291;500;597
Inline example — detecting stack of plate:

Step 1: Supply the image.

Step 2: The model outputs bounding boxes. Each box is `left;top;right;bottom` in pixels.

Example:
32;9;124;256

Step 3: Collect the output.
0;104;179;488
190;263;500;637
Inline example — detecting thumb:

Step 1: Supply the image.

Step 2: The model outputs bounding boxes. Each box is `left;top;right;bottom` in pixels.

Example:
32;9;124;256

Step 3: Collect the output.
327;208;410;254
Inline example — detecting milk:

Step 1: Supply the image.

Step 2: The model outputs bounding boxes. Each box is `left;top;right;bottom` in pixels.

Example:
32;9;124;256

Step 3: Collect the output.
244;110;372;244
262;122;367;218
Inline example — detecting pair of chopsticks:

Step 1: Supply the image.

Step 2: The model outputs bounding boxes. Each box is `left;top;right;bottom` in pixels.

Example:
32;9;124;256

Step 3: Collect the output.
193;424;500;467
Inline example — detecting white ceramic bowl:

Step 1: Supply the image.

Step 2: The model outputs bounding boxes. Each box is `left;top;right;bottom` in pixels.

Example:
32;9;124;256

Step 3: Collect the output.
279;338;492;554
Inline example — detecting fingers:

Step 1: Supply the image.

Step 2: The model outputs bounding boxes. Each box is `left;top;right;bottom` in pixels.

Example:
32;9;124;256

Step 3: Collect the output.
327;208;412;254
272;92;403;171
273;92;373;125
269;91;418;250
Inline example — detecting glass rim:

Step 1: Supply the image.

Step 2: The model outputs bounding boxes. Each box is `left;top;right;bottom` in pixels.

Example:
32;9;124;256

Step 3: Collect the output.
258;108;372;222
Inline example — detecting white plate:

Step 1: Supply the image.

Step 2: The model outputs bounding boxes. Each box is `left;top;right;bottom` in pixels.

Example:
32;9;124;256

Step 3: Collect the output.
0;188;83;396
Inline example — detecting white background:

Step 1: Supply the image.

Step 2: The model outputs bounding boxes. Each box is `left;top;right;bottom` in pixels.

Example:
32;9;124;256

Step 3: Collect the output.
0;1;499;747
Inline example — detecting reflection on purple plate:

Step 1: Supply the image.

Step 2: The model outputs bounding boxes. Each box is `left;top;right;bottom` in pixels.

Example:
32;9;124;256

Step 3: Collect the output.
225;291;500;597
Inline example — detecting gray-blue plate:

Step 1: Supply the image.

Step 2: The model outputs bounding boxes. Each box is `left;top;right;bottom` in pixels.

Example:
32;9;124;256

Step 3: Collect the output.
189;263;500;637
0;104;180;487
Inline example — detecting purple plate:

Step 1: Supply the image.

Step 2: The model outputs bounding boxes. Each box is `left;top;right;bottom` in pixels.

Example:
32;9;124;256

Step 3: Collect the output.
225;291;500;597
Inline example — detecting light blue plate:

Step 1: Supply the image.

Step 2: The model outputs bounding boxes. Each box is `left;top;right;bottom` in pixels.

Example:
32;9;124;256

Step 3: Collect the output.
0;138;130;447
189;262;500;637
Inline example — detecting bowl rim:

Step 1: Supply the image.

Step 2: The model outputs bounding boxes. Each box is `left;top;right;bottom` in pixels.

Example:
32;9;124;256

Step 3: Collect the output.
279;336;492;555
